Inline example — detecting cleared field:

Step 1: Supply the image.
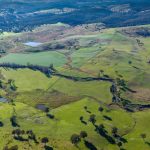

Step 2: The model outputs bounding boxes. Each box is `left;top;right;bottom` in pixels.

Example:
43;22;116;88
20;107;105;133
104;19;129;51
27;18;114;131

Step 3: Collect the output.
0;69;112;108
1;68;59;92
0;51;67;68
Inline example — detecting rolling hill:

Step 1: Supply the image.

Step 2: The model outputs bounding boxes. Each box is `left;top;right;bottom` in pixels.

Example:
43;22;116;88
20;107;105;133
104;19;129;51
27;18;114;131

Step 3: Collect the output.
0;23;149;149
0;0;150;149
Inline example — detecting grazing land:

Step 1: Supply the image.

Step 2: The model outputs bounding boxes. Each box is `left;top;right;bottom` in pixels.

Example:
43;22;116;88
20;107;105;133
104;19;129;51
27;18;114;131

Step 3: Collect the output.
0;23;150;150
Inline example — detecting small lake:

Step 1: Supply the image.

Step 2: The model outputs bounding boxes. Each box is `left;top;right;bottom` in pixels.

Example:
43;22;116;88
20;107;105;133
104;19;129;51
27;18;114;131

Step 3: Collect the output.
36;104;48;112
24;42;42;47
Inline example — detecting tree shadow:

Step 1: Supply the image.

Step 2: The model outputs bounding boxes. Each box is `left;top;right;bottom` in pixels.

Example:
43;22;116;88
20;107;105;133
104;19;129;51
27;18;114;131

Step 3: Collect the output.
44;145;53;150
84;140;97;150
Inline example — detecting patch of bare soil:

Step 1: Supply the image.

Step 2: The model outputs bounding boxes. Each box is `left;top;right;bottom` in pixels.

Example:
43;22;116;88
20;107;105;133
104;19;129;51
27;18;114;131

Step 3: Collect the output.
127;87;150;102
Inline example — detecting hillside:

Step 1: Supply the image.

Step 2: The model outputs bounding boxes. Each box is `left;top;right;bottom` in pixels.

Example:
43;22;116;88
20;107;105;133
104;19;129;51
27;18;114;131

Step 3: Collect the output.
0;23;150;149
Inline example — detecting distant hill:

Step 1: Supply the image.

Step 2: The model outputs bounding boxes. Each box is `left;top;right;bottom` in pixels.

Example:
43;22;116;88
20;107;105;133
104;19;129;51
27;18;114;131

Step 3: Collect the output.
0;0;150;31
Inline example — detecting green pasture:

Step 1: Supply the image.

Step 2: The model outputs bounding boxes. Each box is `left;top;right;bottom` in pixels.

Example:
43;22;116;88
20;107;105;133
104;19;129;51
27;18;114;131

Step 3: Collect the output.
0;51;67;68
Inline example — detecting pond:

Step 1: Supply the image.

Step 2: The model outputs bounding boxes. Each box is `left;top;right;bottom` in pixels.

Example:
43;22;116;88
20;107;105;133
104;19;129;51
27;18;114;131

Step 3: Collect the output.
24;42;42;47
36;104;49;112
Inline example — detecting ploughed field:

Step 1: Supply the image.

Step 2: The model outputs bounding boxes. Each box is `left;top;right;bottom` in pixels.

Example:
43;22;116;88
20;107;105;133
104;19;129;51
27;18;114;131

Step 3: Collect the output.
0;23;150;150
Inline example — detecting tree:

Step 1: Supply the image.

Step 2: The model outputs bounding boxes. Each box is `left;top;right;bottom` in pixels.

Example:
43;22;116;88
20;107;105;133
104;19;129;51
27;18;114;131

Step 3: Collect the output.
98;124;104;129
89;114;96;124
41;137;49;146
70;134;81;145
84;140;97;150
27;130;38;143
140;133;146;142
117;142;122;147
100;70;104;75
0;80;3;88
128;61;132;64
15;129;21;137
10;116;19;127
8;79;13;84
98;107;104;112
0;121;4;127
45;107;49;113
80;131;88;139
84;106;87;110
20;130;25;135
12;130;16;138
80;116;83;121
112;127;118;137
26;130;33;135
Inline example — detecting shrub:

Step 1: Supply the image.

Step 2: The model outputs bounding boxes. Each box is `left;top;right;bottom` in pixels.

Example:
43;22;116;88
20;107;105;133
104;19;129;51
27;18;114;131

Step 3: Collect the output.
80;131;88;138
70;134;81;145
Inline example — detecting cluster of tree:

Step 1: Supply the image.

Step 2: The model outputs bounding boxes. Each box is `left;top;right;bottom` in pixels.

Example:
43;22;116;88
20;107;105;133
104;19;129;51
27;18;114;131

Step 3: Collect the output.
110;77;138;112
0;63;56;77
12;129;38;143
110;78;135;104
79;104;128;149
41;137;53;150
89;118;127;148
0;49;6;54
112;127;127;147
80;106;104;125
11;128;53;149
55;73;113;82
71;131;98;150
27;130;38;143
70;131;88;145
95;124;116;144
80;116;87;125
0;63;114;83
110;83;121;103
136;29;150;37
12;129;27;141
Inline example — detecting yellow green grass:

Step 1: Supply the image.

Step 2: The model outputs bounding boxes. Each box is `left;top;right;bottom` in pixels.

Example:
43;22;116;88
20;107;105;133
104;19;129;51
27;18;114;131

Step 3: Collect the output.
0;98;138;150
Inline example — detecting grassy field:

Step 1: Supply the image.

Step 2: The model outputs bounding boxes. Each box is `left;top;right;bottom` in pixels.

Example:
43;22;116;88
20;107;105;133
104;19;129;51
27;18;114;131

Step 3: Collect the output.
0;51;67;68
0;68;112;108
0;98;135;150
0;97;150;150
0;24;150;149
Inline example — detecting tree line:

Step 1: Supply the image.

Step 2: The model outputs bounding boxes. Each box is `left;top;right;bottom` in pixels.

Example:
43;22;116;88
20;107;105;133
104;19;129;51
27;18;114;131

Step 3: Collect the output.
0;63;56;77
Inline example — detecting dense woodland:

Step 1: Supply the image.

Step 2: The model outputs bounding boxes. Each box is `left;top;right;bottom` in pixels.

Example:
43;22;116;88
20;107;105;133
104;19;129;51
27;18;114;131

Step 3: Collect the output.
0;0;150;32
